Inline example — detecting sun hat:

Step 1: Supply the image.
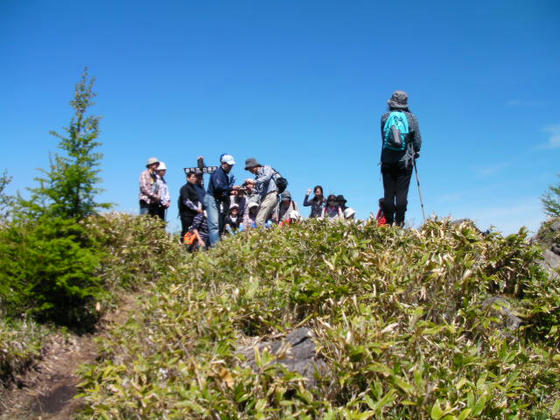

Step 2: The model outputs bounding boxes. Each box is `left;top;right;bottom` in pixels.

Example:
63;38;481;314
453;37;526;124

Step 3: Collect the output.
244;178;256;185
281;191;292;201
244;157;262;170
387;90;409;109
248;202;259;209
146;157;159;167
229;203;239;210
221;154;235;165
344;208;356;219
157;162;167;171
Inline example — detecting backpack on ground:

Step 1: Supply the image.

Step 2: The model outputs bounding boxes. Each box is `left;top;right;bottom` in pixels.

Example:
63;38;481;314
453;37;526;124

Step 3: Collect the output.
383;111;409;151
272;169;288;194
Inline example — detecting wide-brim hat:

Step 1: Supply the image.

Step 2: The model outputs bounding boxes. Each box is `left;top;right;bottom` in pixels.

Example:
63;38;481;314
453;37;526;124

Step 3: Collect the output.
387;90;409;109
157;161;167;171
244;157;261;170
146;157;159;167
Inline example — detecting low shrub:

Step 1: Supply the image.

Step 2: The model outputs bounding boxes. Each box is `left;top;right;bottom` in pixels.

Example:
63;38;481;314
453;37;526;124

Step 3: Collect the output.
77;219;560;419
0;318;50;389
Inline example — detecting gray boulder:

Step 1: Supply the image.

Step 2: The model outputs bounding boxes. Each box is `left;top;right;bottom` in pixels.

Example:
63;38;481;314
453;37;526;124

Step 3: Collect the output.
239;328;327;388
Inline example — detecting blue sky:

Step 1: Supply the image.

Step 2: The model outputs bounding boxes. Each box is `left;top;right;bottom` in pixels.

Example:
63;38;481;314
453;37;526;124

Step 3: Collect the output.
1;0;559;234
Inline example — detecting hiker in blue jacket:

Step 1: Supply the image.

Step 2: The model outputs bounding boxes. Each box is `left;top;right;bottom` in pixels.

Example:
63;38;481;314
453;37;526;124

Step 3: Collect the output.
203;154;239;246
380;90;422;227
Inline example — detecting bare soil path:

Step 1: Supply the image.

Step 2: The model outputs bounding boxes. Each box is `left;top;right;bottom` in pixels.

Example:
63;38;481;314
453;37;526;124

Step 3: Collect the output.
0;295;137;420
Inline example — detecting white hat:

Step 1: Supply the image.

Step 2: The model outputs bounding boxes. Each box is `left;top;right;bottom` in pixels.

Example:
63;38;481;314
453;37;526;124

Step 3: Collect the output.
221;154;236;165
229;203;239;210
146;157;159;167
289;210;301;220
344;208;356;219
248;202;259;209
157;161;167;170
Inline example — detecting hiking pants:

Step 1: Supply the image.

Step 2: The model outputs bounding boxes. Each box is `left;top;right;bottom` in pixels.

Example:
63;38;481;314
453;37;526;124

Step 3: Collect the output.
381;162;413;226
256;192;279;227
139;200;159;217
204;195;221;246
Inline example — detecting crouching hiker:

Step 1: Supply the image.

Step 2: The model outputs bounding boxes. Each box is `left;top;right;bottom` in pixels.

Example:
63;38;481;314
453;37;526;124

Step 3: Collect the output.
186;210;209;251
380;90;422;227
244;157;280;227
273;191;301;225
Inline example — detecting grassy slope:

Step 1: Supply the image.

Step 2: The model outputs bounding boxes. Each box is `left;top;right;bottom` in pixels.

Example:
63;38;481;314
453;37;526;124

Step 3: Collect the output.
77;219;560;419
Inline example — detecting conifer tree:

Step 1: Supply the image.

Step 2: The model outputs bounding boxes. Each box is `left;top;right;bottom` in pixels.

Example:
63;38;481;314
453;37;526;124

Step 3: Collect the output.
24;67;110;221
0;170;14;221
542;174;560;218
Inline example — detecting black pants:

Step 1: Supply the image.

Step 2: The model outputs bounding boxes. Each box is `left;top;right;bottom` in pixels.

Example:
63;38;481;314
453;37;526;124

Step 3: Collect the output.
381;161;413;226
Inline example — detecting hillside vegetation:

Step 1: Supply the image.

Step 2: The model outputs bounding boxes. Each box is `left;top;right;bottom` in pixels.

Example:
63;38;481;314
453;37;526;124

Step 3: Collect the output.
77;218;560;419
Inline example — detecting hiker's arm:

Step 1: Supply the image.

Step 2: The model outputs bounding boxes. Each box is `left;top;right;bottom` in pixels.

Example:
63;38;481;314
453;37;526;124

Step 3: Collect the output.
303;193;312;206
193;229;205;248
411;114;422;153
211;171;233;197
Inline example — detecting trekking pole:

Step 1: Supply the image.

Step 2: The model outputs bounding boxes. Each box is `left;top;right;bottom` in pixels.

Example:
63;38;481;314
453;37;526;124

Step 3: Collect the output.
413;157;427;222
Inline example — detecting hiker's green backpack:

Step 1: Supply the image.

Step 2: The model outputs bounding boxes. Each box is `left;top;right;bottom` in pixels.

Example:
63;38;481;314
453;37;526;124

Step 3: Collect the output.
383;111;409;151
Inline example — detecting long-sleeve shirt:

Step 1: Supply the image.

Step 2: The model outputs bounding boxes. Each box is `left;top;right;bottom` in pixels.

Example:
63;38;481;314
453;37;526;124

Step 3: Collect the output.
139;169;158;204
380;111;422;167
303;194;326;218
190;212;209;244
179;182;203;216
207;166;234;201
156;176;170;207
255;165;277;198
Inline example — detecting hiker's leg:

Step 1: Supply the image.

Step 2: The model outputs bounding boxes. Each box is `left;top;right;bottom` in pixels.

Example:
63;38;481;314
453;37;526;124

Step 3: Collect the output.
394;165;413;226
205;195;221;246
256;193;278;227
139;200;150;215
381;164;397;225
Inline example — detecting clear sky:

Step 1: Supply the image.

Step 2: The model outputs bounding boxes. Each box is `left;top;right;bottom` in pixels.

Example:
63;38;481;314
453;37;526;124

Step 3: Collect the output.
1;0;559;234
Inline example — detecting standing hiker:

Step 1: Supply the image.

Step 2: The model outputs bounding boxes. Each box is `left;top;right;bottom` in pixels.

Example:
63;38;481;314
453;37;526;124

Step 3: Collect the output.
178;170;205;241
303;185;326;218
244;158;280;227
380;90;422;227
204;154;239;246
139;157;160;216
155;161;170;221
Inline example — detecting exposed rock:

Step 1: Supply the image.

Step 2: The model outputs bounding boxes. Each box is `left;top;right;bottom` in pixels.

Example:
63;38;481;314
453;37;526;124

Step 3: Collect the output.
540;249;560;280
239;328;327;388
482;296;523;334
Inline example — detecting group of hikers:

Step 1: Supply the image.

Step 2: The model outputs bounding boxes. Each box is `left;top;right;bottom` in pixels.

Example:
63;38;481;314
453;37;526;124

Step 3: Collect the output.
138;90;422;249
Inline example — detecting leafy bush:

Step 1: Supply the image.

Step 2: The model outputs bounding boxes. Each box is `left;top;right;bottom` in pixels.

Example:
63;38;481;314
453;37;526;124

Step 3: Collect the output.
0;216;103;330
78;220;560;419
85;212;184;292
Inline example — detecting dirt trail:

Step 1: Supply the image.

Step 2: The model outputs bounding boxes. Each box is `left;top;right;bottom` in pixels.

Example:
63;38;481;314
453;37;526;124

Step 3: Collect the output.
0;295;137;420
